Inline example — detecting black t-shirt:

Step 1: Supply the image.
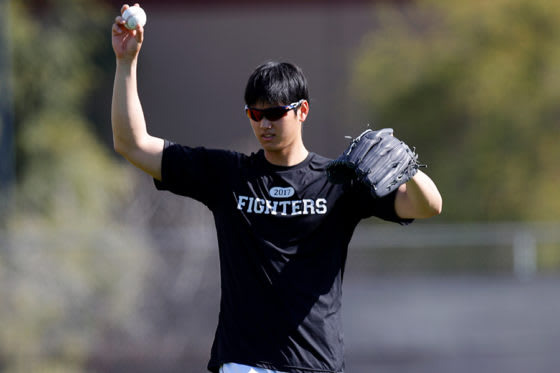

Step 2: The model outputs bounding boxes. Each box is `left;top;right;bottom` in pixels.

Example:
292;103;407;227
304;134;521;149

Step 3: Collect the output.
154;142;411;373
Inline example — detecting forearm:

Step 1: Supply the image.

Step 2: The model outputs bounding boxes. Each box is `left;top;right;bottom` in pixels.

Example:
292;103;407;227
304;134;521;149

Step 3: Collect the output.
395;170;442;219
111;59;164;180
111;60;148;154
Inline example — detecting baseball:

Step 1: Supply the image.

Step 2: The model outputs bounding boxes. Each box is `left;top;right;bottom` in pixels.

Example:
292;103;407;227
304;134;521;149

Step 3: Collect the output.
123;6;147;30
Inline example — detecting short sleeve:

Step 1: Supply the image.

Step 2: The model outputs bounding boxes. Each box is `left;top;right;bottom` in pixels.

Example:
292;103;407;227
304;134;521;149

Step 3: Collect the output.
153;141;240;207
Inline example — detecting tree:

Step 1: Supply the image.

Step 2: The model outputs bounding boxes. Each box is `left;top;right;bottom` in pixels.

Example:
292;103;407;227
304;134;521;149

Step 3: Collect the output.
353;0;560;221
1;1;154;371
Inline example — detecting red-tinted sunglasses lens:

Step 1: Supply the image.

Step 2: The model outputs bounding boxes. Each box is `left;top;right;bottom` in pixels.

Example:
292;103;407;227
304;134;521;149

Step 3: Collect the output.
246;107;288;121
246;108;264;121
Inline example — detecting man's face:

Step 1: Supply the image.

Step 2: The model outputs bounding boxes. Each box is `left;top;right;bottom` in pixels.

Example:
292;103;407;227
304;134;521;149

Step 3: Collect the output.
248;101;308;154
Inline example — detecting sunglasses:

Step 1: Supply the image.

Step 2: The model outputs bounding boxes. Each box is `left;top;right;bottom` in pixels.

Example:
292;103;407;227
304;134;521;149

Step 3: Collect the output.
244;100;304;122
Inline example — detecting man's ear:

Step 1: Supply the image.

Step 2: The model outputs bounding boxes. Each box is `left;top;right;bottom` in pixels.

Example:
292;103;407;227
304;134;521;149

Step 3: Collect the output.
298;100;309;123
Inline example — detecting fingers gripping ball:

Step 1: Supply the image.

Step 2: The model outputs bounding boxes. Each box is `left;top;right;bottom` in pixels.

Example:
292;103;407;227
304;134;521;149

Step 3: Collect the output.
327;128;423;198
123;6;147;30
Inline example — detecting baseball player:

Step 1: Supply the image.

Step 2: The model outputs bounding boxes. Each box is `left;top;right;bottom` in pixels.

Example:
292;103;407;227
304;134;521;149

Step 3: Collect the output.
111;4;442;373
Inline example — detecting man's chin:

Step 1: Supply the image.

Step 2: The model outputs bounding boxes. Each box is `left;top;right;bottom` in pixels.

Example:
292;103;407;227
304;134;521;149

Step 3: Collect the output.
260;142;280;151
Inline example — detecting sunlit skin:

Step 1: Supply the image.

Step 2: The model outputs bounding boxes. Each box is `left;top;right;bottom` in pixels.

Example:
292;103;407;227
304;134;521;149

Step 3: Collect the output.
248;100;310;167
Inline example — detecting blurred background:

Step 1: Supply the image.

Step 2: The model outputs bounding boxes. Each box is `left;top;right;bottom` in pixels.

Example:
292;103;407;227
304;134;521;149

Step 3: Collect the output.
1;0;560;372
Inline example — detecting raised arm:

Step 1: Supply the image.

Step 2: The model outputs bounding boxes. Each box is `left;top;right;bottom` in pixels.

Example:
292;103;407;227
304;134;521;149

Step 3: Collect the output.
394;170;442;219
111;4;164;180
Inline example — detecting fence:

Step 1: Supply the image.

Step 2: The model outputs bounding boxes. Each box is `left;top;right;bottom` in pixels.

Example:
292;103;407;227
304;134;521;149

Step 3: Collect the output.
144;222;560;278
349;221;560;278
3;222;560;275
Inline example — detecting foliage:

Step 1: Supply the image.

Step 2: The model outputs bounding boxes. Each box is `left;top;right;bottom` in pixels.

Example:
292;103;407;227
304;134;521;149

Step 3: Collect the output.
11;0;122;218
1;1;154;371
353;0;560;221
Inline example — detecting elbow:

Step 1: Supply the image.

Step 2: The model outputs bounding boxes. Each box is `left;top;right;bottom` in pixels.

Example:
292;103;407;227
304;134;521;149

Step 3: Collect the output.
428;196;443;217
113;136;132;157
416;195;443;219
422;184;443;218
113;139;122;155
113;141;126;157
417;206;441;219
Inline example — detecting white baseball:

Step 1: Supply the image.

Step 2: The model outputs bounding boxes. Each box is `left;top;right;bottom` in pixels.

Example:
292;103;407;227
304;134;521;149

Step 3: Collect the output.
123;6;147;30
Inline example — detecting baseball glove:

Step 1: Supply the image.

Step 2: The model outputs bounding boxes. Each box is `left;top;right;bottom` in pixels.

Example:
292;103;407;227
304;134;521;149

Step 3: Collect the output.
326;128;422;198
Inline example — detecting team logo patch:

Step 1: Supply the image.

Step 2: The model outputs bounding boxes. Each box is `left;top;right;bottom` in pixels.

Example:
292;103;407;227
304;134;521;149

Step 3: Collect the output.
269;186;295;198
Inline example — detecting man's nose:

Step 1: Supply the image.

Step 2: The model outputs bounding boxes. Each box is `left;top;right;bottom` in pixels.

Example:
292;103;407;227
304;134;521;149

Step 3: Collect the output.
259;119;272;128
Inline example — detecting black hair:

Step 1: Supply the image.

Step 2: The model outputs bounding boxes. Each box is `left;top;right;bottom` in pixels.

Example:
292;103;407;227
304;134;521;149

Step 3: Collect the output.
244;61;310;106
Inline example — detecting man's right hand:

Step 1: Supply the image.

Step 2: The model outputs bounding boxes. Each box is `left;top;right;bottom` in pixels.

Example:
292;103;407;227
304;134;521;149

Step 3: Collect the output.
112;4;144;63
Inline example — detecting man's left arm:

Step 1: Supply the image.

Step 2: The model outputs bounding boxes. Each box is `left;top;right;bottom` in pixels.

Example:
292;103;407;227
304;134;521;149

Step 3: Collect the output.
394;170;442;219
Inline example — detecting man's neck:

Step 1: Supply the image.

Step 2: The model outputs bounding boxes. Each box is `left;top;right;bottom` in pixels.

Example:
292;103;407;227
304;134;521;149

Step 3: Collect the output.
264;146;309;167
